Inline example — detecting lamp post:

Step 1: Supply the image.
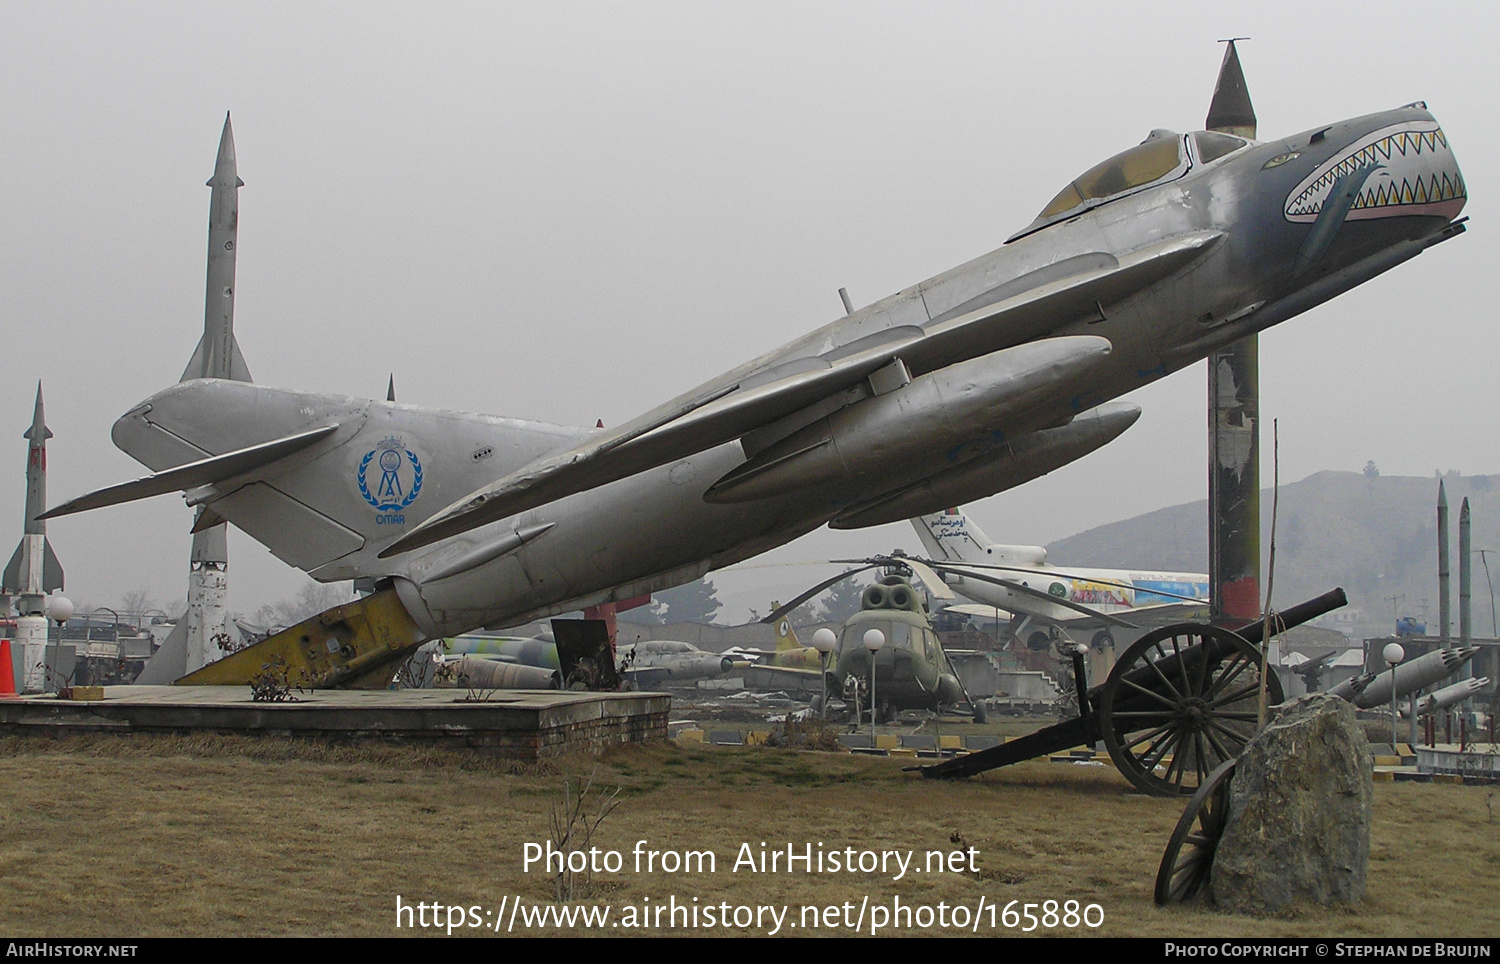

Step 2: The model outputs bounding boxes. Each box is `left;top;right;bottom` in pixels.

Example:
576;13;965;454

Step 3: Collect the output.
811;628;836;720
1383;642;1405;753
45;595;74;692
864;629;885;740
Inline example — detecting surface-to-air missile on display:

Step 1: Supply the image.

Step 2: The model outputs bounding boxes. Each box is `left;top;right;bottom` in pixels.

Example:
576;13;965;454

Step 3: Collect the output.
1403;677;1490;719
2;386;65;693
43;42;1467;695
1328;646;1481;708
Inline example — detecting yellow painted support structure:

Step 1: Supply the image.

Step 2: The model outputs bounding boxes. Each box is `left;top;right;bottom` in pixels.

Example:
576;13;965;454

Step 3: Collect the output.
178;587;425;689
674;729;705;744
938;735;962;750
875;734;899;750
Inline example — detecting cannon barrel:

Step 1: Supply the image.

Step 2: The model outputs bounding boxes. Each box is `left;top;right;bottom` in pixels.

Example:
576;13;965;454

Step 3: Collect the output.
917;588;1348;780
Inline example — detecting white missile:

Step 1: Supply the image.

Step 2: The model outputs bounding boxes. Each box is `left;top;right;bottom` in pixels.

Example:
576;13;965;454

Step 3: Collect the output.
1353;647;1479;709
3;384;64;693
1328;672;1375;702
1402;676;1489;718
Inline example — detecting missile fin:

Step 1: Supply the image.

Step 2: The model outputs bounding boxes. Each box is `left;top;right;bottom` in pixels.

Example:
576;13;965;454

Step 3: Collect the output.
2;543;20;594
181;332;253;384
42;540;62;592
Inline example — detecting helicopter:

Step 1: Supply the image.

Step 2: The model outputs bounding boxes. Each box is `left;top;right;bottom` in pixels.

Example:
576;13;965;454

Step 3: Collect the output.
780;565;989;725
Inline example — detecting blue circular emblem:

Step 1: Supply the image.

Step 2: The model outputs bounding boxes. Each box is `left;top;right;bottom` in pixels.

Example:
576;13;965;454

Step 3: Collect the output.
358;443;423;512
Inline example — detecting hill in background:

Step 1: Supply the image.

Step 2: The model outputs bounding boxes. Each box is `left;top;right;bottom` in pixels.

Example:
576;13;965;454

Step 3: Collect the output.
1046;471;1500;640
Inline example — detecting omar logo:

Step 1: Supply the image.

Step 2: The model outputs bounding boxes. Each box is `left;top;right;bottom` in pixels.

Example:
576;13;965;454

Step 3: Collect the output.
358;437;423;524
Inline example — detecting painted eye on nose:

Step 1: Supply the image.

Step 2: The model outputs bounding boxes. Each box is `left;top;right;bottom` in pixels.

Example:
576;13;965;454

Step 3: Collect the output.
1262;151;1301;169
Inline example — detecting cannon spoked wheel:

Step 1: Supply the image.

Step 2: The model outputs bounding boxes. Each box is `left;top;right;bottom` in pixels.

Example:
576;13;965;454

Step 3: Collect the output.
1154;758;1236;905
1098;623;1281;797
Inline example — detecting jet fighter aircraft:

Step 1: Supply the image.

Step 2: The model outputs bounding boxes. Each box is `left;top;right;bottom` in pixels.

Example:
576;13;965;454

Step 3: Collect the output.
45;45;1468;688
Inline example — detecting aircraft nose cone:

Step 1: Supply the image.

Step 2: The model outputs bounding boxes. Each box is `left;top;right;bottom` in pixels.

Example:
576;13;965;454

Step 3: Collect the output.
1284;112;1466;225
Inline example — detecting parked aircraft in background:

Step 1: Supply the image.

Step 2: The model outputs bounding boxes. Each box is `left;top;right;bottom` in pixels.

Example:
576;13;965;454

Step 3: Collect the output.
45;44;1467;688
912;507;1210;649
725;614;825;671
616;639;747;688
815;574;984;723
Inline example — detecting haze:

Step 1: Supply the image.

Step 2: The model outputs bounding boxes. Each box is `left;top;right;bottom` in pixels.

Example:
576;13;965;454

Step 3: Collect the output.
2;2;1495;620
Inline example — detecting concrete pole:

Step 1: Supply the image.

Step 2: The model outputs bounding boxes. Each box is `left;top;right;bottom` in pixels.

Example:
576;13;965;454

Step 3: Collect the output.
1208;340;1261;624
1460;498;1472;681
1439;481;1450;644
1205;42;1262;629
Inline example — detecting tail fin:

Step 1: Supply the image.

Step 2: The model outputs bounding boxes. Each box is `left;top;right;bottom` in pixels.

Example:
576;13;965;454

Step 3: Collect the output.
912;508;994;563
773;616;802;653
45;379;588;583
911;507;1047;566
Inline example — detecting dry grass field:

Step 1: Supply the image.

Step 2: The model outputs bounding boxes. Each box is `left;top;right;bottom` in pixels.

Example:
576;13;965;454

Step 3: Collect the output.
0;732;1494;938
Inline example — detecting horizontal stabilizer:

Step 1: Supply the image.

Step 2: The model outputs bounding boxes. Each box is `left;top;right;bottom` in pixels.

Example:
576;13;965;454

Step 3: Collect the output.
42;423;338;519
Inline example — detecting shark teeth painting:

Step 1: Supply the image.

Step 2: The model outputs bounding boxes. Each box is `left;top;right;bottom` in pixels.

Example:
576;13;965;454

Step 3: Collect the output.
1285;120;1466;222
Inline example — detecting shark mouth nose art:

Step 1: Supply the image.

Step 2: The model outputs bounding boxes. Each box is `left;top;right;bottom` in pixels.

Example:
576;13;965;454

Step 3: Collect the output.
1285;120;1465;222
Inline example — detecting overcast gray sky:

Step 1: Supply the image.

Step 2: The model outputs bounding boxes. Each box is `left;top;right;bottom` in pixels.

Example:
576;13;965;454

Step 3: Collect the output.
3;2;1497;621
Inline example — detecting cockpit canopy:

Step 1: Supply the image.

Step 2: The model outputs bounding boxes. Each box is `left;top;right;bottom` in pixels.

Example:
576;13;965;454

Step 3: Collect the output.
1013;129;1249;240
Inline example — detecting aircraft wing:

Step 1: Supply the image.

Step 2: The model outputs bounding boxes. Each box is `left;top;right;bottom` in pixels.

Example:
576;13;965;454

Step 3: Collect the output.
1105;600;1212;624
942;602;1016;620
382;231;1222;557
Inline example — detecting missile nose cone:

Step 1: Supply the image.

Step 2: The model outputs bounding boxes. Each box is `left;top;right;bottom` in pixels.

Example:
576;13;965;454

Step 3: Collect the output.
23;381;51;442
208;112;244;187
1206;39;1256;139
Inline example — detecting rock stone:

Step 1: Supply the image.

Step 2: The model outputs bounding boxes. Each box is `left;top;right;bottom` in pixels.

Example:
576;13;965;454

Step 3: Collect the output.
1210;693;1372;915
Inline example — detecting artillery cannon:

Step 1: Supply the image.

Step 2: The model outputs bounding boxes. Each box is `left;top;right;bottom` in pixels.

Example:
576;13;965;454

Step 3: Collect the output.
917;589;1348;796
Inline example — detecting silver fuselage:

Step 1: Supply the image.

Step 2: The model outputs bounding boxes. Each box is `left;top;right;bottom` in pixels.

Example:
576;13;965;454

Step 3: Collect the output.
108;105;1465;640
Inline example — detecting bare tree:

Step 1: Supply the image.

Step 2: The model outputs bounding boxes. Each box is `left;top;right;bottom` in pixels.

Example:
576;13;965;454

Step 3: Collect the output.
118;587;157;620
251;579;354;630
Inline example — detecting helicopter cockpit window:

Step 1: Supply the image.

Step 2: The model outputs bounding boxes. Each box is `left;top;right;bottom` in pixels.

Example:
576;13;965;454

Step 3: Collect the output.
1037;133;1187;220
1192;130;1249;165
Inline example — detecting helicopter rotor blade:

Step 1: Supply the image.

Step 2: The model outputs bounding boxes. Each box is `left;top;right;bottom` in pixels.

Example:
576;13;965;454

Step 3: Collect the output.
760;563;882;623
900;557;957;600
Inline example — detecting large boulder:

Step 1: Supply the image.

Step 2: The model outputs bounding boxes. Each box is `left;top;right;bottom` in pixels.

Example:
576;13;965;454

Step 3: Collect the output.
1210;693;1372;915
